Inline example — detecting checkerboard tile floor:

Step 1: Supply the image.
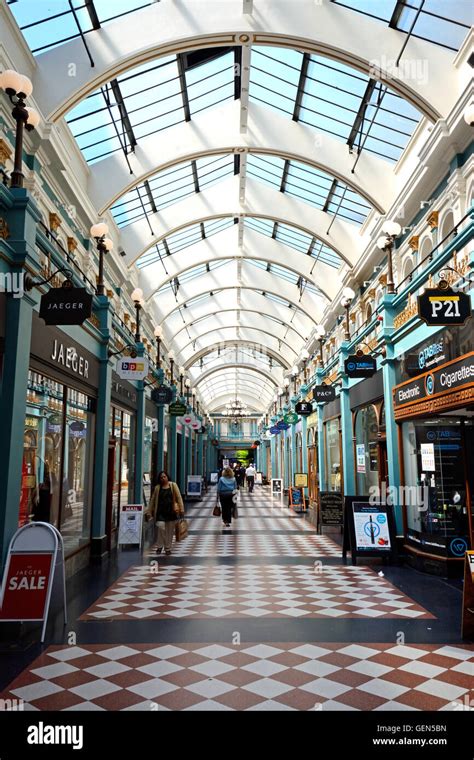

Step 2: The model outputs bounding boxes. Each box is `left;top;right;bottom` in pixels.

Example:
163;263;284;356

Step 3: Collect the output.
80;564;432;620
2;643;471;711
186;516;315;532
145;533;341;557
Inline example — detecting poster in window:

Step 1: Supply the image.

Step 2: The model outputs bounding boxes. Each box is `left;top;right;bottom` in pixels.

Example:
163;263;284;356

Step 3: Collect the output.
356;444;366;473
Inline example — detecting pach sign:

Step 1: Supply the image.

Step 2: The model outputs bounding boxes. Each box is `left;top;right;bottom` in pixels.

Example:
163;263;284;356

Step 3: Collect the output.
418;288;471;327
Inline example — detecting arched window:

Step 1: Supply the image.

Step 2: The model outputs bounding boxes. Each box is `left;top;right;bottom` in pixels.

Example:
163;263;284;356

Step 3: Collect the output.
365;303;373;322
402;257;414;283
419;237;433;268
440;211;455;248
354;405;379;495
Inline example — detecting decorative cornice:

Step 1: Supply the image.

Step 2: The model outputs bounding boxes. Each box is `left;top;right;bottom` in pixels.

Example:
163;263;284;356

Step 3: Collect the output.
0;217;10;239
67;236;77;254
0;138;12;166
427;211;439;229
49;212;61;233
408;235;419;251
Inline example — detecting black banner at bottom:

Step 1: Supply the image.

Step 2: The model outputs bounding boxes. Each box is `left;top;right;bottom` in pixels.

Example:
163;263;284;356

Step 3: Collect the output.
0;710;471;757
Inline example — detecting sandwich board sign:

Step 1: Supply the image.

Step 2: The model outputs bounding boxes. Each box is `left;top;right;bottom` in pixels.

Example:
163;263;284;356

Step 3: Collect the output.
118;504;144;548
187;475;203;499
0;522;67;642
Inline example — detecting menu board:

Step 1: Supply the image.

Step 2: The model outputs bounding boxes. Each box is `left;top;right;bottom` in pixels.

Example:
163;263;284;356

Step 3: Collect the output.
319;492;344;526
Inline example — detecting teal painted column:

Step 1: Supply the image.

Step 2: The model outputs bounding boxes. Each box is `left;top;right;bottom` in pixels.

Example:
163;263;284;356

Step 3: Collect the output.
315;369;326;492
290;424;296;488
187;426;192;480
156;404;165;472
197;430;204;476
91;297;113;558
0;188;41;568
381;294;403;534
301;415;308;498
340;342;356;496
169;414;178;482
133;343;146;504
179;423;186;493
270;419;278;478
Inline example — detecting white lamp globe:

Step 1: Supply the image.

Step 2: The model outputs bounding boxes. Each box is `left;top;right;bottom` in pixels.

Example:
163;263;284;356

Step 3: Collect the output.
463;102;474;126
154;325;163;338
168;351;175;361
131;288;143;302
25;107;41;128
315;323;326;338
284;378;290;387
103;238;114;252
179;366;185;376
382;220;401;237
90;222;109;238
301;348;310;360
377;235;390;250
342;287;355;300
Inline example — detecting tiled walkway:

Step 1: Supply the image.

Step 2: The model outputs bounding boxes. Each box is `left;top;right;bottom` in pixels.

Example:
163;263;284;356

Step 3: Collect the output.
0;487;472;711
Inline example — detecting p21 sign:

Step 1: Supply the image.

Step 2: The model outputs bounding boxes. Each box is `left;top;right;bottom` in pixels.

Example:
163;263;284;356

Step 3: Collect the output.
418;288;471;327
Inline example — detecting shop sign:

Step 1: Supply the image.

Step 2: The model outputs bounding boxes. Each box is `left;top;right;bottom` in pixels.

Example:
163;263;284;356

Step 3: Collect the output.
294;473;308;488
70;421;85;432
39;286;92;326
169;402;187;416
276;420;290;430
319;492;343;526
344;355;376;378
118;505;143;547
295;401;313;416
284;412;299;424
51;340;89;378
313;385;336;403
116;357;149;381
151;385;173;405
394;352;474;408
271;478;283;496
418;288;471;327
356;444;366;473
269;426;280;434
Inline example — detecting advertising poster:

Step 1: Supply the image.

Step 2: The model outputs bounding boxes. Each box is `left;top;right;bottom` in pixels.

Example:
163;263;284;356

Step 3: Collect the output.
420;443;436;471
210;472;218;484
352;502;391;552
271;478;283;495
187;475;202;497
0;553;53;620
356;444;366;473
118;505;143;546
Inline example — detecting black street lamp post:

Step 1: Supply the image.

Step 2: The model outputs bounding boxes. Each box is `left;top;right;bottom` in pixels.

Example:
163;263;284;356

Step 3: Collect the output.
0;69;40;189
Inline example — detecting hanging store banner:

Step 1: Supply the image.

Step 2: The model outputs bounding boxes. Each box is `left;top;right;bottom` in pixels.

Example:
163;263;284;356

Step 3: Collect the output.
151;385;173;405
313;385;336;403
344;355;376;378
284;413;299;424
295;401;313;416
169;402;188;416
269;425;281;434
417;288;471;327
39;286;93;326
116;357;149;381
276;420;290;431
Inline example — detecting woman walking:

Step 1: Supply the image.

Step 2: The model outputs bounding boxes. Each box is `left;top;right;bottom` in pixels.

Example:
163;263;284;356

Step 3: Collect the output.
217;466;237;528
146;471;184;555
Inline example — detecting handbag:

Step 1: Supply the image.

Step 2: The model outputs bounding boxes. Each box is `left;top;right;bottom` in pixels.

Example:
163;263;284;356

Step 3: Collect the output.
232;502;238;519
175;517;188;541
213;500;221;517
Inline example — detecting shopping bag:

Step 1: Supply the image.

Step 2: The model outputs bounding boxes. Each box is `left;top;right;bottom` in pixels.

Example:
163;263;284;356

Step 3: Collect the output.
175;518;189;542
232;503;239;519
213;503;221;517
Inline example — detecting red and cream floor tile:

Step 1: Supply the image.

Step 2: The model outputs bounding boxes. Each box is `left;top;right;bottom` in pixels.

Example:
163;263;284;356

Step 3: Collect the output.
1;643;471;711
145;533;342;557
80;564;433;621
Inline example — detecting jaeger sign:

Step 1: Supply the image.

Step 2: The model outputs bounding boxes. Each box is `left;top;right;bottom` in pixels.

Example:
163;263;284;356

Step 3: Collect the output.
39;286;92;326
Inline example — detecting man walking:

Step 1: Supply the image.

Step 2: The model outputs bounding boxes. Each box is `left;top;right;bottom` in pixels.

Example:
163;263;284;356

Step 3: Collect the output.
245;463;256;493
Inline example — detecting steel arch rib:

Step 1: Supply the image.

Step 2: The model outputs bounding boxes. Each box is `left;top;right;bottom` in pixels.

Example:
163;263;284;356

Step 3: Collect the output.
34;0;452;122
178;326;300;359
194;363;279;387
185;341;290;370
170;309;307;343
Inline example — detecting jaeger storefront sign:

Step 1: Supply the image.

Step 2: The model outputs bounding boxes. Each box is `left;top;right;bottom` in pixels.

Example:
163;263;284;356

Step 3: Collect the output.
393;352;474;417
39;286;93;326
51;340;89;378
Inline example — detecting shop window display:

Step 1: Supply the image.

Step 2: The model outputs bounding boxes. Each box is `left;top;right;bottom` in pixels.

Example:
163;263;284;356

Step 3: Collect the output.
325;418;341;492
111;408;135;530
402;417;472;554
20;372;94;555
354;405;379;495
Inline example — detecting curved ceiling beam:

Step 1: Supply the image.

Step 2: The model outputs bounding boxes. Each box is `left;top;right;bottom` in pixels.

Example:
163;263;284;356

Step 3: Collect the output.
123;176;364;267
171;309;306;344
34;0;453;122
178;325;300;363
206;394;265;413
178;322;301;358
89;102;390;214
163;289;313;339
155;279;323;329
199;379;274;400
185;341;290;371
140;225;339;302
195;363;279;388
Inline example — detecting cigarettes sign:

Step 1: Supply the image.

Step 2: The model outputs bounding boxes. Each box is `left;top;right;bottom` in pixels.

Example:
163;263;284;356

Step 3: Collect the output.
0;553;53;620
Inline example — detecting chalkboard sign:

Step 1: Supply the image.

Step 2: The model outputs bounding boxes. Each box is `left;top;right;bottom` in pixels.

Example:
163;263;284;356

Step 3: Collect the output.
289;487;306;512
319;491;344;527
342;496;397;566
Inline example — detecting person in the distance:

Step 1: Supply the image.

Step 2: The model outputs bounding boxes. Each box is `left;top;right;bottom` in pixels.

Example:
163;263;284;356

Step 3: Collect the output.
146;471;184;555
245;463;256;493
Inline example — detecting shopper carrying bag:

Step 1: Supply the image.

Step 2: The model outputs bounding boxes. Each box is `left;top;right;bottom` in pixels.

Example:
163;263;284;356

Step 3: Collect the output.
217;466;237;528
145;471;184;555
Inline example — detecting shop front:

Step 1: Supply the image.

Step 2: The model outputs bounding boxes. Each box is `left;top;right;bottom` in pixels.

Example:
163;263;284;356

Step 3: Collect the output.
306;410;319;505
350;370;386;496
20;314;99;569
107;375;137;550
394;344;474;577
323;397;342;494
